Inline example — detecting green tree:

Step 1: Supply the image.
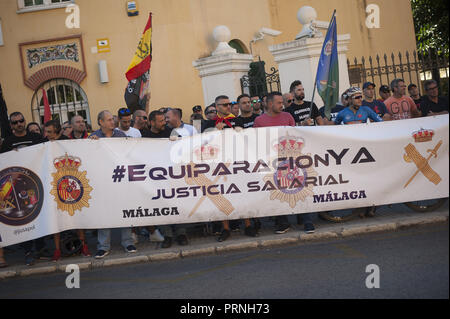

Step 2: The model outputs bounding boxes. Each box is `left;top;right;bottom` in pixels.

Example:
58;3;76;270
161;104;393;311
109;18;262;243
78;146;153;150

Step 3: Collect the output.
411;0;449;57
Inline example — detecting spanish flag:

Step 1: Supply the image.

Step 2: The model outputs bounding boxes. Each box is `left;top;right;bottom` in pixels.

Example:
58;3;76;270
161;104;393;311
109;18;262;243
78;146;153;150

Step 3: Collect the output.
125;13;152;82
0;177;13;201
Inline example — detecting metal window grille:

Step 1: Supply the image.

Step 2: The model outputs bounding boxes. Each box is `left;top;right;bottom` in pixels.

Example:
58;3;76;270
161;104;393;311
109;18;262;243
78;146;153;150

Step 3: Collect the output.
31;78;91;126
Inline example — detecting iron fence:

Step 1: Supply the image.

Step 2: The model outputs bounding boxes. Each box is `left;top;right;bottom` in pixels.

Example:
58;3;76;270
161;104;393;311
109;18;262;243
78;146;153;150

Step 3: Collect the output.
347;50;449;97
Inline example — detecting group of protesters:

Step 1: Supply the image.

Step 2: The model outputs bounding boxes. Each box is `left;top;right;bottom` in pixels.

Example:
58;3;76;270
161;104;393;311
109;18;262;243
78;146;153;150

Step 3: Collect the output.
0;78;448;268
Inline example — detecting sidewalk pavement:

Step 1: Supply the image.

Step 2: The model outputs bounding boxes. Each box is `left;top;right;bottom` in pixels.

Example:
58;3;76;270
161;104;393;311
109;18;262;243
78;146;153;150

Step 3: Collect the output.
0;201;448;279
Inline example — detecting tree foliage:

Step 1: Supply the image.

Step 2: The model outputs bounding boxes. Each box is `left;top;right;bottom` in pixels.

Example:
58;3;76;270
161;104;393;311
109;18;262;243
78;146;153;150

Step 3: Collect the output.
411;0;449;57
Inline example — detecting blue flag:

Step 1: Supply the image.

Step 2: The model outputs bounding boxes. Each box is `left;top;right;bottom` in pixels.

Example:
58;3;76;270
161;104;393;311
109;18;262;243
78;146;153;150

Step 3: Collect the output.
316;12;339;120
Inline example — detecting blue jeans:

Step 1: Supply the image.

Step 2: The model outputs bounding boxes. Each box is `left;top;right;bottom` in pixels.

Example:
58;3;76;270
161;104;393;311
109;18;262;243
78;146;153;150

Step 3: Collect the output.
97;228;134;251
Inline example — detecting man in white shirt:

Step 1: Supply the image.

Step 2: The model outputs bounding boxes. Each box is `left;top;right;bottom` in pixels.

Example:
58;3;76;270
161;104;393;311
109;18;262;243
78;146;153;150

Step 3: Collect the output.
166;108;198;137
117;108;142;138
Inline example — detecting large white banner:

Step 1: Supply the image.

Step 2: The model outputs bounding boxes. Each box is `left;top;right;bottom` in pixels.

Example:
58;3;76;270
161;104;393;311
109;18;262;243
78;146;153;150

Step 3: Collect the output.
0;115;448;247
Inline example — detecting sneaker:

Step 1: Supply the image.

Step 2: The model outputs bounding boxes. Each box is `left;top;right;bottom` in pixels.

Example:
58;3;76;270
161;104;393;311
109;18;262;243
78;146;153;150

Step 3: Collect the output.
81;244;91;257
218;229;230;242
95;250;109;259
149;229;165;242
52;249;61;262
275;224;290;234
25;252;35;266
230;220;240;232
304;223;315;234
176;234;188;246
161;237;172;249
125;245;137;253
244;226;258;237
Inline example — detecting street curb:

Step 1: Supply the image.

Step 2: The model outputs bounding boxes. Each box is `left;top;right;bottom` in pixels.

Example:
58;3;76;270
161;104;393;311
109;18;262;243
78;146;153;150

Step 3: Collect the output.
1;213;448;279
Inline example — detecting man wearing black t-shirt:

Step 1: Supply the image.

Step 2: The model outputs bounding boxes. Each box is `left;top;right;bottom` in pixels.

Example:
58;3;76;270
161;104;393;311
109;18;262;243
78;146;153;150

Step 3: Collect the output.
237;94;258;129
142;110;172;138
420;80;449;117
0;112;45;153
201;95;243;133
0;112;49;266
285;80;324;126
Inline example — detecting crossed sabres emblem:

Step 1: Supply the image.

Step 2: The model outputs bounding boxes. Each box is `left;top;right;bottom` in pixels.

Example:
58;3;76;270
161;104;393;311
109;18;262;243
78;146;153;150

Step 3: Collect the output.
185;162;234;217
403;140;443;188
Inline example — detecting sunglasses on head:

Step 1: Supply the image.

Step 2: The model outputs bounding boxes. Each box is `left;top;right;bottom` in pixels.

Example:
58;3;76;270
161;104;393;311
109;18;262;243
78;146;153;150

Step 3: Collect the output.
11;118;25;125
118;108;131;116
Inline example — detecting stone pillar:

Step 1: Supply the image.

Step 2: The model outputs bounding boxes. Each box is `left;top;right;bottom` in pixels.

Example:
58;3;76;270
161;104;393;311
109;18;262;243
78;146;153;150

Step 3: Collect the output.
268;6;351;107
192;25;253;105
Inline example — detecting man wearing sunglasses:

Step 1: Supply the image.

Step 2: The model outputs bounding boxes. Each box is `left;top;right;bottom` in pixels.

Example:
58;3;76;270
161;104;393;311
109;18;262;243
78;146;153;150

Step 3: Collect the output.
133;110;148;133
419;79;449;117
0;112;45;154
334;87;383;125
250;96;263;116
201;95;243;133
204;104;217;121
282;93;294;110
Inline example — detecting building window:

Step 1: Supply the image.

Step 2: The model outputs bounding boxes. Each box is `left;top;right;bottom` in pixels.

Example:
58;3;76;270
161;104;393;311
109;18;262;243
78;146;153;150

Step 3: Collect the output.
228;39;249;54
31;79;91;126
17;0;73;13
0;19;4;46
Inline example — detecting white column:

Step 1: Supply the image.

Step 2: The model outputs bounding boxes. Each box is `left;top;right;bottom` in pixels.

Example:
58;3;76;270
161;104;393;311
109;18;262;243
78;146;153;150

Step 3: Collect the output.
192;53;254;105
269;34;351;107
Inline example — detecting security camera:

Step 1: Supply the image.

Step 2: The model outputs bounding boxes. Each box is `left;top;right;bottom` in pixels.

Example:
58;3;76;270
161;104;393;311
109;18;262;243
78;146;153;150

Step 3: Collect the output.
258;27;282;37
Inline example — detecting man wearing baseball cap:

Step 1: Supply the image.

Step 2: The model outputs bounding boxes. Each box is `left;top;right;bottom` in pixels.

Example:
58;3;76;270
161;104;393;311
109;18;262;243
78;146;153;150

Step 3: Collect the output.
378;85;391;102
362;82;391;121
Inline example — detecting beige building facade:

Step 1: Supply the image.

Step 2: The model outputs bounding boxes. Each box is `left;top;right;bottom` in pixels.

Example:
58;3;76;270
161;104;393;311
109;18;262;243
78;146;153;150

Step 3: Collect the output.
0;0;417;127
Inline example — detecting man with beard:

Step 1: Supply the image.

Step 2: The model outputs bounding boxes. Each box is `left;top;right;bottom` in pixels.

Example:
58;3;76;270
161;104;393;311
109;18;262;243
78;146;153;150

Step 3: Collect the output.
282;92;294;110
132;109;148;133
250;96;263;116
117;108;142;138
142;110;172;138
285;80;325;126
237;94;258;129
0;112;49;265
201;95;243;133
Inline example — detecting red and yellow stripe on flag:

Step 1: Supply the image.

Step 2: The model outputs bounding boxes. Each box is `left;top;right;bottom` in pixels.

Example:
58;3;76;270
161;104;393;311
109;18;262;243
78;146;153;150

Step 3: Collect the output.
125;13;153;82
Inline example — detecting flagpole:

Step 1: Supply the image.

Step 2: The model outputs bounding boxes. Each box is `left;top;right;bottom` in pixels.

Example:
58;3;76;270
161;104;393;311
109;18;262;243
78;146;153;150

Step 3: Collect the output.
309;9;336;121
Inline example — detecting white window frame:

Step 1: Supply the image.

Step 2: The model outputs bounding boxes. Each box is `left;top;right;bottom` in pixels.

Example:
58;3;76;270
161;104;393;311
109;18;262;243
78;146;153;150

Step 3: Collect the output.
17;0;74;14
0;19;4;46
